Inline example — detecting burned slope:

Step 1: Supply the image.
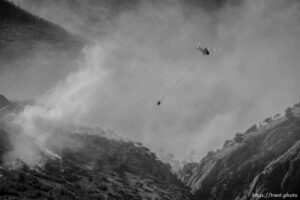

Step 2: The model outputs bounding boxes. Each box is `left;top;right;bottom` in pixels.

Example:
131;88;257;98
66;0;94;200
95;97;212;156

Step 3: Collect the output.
180;104;300;200
0;95;191;200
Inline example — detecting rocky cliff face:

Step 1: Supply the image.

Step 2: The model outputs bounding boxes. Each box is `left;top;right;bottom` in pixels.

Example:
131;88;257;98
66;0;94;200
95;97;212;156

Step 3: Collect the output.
246;140;300;200
181;104;300;200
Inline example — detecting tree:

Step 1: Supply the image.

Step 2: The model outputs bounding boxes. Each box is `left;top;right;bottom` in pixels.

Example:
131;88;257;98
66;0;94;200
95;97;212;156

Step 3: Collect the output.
285;107;295;121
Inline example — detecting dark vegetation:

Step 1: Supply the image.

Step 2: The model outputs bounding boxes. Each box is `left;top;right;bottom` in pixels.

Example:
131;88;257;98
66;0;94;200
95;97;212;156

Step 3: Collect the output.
0;132;191;200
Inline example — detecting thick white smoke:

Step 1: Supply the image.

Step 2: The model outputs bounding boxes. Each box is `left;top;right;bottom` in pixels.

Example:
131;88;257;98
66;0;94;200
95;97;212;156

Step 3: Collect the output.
5;45;112;167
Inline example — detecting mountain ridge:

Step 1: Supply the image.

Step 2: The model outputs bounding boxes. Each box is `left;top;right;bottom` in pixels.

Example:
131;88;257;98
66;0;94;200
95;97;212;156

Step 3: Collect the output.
0;94;192;200
1;0;300;198
180;103;300;200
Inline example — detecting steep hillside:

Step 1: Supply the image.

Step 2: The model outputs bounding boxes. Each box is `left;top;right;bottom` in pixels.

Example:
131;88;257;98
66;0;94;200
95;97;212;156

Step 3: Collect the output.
0;95;12;109
0;95;191;200
180;104;300;199
10;0;241;39
0;0;83;68
9;0;140;39
0;0;85;99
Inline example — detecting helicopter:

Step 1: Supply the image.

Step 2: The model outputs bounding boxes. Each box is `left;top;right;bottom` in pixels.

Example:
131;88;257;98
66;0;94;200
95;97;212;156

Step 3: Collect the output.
196;43;220;55
156;43;220;106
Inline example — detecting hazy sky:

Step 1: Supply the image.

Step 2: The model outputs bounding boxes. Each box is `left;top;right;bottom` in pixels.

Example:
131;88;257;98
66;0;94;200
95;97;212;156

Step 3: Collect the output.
6;0;300;162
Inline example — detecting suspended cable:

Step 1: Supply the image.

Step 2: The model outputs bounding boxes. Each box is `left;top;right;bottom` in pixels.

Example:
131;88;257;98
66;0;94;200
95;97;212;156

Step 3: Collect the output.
157;63;198;106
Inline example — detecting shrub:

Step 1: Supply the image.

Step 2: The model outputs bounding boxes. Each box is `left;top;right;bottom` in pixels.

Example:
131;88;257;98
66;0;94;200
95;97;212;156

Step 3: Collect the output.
263;117;272;123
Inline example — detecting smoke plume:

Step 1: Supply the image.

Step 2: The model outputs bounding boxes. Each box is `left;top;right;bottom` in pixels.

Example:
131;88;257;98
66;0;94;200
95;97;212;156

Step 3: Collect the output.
5;0;300;165
5;45;112;167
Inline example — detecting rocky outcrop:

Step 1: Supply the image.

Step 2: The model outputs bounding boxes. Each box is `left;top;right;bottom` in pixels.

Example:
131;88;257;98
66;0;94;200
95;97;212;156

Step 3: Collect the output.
245;140;300;200
181;104;300;200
